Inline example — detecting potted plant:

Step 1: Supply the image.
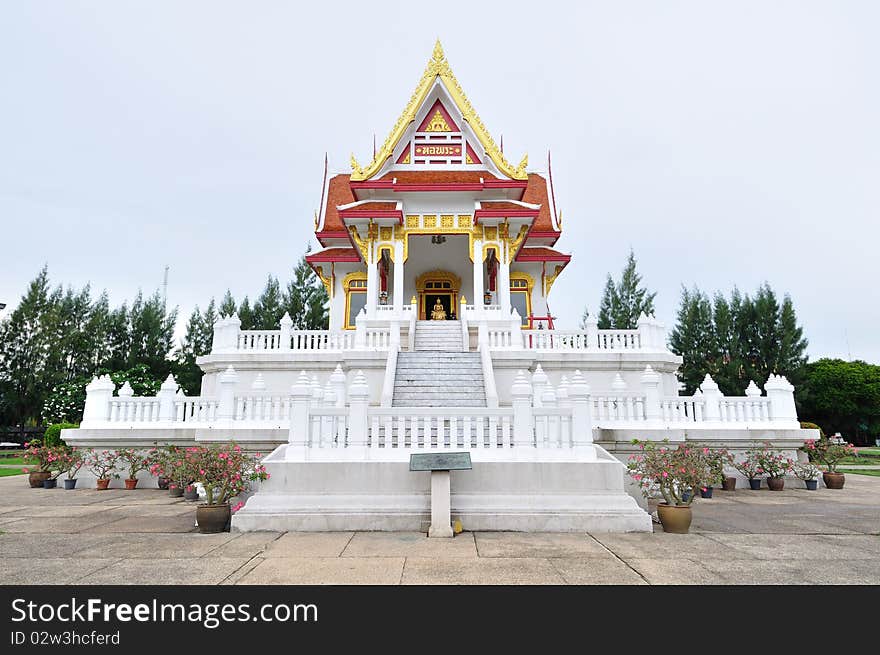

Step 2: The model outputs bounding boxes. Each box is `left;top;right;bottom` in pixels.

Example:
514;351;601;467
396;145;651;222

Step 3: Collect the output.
147;445;174;490
733;450;764;490
753;443;794;491
117;448;150;490
168;483;184;498
702;447;732;498
85;449;120;490
803;436;857;489
627;439;712;534
793;461;821;490
166;448;193;497
21;440;54;488
184;484;199;501
189;443;269;533
59;447;84;490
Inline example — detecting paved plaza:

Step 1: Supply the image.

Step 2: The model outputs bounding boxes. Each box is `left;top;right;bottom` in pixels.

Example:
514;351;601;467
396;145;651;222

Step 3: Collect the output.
0;474;877;585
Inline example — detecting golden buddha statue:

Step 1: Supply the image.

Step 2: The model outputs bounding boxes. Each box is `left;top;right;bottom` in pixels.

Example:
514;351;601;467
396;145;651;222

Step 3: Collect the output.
430;297;447;320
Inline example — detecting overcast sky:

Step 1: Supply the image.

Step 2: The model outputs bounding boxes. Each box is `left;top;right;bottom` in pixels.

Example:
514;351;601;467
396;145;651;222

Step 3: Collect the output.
1;1;878;363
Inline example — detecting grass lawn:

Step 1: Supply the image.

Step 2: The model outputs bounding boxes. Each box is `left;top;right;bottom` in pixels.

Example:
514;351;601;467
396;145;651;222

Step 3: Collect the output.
0;468;26;477
839;468;880;477
0;457;35;466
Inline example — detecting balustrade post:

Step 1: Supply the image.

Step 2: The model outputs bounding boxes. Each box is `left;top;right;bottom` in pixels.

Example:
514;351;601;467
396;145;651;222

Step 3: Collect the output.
157;374;179;422
217;366;238;422
288;371;313;452
531;364;548;408
330;364;347;407
699;374;723;421
584;316;599;349
347;370;370;452
354;309;367;349
81;375;115;426
511;370;533;447
637;313;653;349
569;370;594;448
641;365;662;421
279;312;293;351
764;374;797;424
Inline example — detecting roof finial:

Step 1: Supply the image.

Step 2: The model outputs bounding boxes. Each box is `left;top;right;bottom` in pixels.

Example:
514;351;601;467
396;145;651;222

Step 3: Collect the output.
432;38;445;63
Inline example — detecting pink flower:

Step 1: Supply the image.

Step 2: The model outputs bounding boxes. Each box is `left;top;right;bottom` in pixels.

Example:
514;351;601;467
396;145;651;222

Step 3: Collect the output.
662;471;668;478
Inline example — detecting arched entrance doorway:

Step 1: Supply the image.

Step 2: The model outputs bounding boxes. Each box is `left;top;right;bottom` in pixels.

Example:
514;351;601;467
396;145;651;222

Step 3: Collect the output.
415;270;461;320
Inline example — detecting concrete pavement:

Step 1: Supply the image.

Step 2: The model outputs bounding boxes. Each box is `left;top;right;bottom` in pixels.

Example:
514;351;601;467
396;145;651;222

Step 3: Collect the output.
0;474;877;584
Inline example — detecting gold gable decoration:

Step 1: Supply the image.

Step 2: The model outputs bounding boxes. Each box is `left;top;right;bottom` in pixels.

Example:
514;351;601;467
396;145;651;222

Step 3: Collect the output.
424;109;451;132
349;40;528;181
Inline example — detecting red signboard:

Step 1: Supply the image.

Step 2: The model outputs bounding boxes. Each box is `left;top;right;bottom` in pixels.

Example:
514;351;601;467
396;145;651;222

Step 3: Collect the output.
414;144;462;157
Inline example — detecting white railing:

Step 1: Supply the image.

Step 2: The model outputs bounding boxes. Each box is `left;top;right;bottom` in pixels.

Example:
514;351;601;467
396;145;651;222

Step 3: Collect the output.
522;330;591;351
660;396;703;423
234;394;292;423
107;397;161;423
487;328;517;349
593;394;647;422
363;328;391;350
291;331;356;351
716;397;772;423
174;398;220;423
237;330;286;351
596;330;641;350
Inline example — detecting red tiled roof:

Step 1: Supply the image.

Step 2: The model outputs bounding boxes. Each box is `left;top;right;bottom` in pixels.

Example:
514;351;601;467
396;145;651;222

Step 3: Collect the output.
305;247;361;263
377;171;498;183
521;174;557;233
515;247;571;263
344;201;398;211
320;174;356;233
479;201;530;211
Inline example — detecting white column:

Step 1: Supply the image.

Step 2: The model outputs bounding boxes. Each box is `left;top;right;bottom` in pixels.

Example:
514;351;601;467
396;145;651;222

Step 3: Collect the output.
511;370;533;447
365;242;377;317
569;370;594;448
330;364;347;407
288;371;313;453
81;375;115;426
217;366;238;421
157;374;178;422
700;374;722;421
472;239;484;309
347;371;370;451
531;364;548;408
279;311;293;351
498;256;511;315
641;365;662;421
393;240;404;313
765;374;798;424
584;316;599;349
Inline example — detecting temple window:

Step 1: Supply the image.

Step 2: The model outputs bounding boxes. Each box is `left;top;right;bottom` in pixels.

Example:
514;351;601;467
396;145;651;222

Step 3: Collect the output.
510;275;532;326
344;274;368;329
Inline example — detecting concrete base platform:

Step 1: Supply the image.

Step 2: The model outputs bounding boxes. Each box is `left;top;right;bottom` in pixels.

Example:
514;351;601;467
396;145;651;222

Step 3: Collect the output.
232;445;652;533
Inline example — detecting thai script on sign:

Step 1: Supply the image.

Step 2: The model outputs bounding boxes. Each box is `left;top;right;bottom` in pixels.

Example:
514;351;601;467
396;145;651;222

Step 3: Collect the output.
414;144;462;157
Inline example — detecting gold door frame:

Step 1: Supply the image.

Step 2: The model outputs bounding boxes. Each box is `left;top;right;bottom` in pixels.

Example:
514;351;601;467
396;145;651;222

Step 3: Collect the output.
415;270;461;320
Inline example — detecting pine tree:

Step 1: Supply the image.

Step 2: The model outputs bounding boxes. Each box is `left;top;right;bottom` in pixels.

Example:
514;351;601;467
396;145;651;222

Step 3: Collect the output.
668;287;716;394
219;290;236;318
237;297;253;330
777;294;808;386
284;254;329;330
596;250;656;329
252;277;284;330
127;291;177;379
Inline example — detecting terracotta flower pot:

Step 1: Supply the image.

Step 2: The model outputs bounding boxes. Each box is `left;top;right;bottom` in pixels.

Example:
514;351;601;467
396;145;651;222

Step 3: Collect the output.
823;471;845;490
767;477;785;491
197;503;231;534
28;471;51;488
96;478;110;490
657;503;692;534
721;476;736;491
124;478;138;490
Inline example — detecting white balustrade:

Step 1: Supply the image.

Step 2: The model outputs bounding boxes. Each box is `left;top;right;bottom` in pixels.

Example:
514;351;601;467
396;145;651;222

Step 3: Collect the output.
174;398;220;423
716;397;772;423
592;394;647;422
107;397;162;423
487;329;516;349
234;394;292;423
237;330;286;351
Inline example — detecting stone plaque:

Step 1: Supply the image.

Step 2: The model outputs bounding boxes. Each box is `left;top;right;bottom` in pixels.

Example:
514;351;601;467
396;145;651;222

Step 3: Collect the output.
409;452;472;472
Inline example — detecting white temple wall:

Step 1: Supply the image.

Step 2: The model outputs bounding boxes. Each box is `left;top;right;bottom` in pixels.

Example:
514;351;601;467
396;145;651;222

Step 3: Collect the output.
404;234;474;306
329;262;361;330
510;262;548;321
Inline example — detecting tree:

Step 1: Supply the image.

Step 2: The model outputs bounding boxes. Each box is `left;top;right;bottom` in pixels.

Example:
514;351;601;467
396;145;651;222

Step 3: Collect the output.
237;296;253;330
669;283;809;395
172;299;216;395
595;250;656;329
126;291;177;379
219;290;236;318
668;287;716;394
284;253;329;330
796;359;880;446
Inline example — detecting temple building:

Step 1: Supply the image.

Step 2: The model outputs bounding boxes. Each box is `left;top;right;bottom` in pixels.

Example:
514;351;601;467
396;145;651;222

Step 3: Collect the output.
306;40;569;331
64;42;816;534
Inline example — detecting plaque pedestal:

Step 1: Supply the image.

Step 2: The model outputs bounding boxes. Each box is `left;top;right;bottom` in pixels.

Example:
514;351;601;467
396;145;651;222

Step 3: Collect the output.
428;470;453;538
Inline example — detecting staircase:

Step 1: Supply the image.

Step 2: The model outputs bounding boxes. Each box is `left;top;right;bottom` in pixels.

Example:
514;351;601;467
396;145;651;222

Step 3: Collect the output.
393;321;486;407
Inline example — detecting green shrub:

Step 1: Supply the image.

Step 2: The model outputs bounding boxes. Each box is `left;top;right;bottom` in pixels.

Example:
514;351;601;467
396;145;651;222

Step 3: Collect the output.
800;421;825;438
43;422;78;447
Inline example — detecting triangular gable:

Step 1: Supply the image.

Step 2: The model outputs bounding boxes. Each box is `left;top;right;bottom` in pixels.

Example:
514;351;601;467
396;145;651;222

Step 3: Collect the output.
350;40;527;181
416;99;460;132
465;142;481;165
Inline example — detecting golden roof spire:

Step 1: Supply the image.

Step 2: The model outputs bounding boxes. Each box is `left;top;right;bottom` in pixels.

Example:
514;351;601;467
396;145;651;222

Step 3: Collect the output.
349;41;528;181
